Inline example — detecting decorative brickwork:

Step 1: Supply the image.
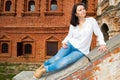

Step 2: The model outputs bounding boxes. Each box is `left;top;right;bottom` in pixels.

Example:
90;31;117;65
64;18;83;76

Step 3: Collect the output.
0;0;98;63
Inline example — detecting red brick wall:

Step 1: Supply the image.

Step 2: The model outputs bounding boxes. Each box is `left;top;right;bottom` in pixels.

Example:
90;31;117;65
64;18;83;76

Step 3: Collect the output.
0;0;97;63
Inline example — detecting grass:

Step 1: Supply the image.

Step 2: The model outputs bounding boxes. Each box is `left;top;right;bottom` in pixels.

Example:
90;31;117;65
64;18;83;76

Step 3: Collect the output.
0;62;40;80
0;64;16;80
0;73;15;80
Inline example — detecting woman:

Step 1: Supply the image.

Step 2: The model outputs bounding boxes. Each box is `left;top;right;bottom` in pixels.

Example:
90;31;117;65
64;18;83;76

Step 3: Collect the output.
33;2;107;79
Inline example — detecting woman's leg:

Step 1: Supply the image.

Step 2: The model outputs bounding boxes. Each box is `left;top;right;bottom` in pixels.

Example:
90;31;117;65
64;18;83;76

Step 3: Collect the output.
45;50;84;72
33;42;73;79
44;42;72;66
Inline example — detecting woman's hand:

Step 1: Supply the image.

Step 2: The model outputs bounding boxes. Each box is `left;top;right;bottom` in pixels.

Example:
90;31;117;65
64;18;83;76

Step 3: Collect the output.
62;43;68;48
98;45;108;52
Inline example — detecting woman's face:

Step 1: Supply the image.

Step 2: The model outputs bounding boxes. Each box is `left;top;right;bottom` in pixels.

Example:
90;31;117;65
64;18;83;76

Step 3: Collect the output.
75;5;86;18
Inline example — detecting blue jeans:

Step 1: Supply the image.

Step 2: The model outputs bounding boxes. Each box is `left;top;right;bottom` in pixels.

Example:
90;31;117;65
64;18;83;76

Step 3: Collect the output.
44;42;84;72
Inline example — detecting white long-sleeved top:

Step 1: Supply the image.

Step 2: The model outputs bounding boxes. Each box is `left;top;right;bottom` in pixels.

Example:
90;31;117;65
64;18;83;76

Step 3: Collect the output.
62;17;106;55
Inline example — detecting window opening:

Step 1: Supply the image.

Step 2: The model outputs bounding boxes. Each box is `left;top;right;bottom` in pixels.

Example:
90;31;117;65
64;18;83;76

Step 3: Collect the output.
101;24;109;41
5;1;12;11
50;0;57;11
28;1;35;11
24;44;32;54
46;41;58;56
17;42;23;56
2;43;8;53
82;0;88;10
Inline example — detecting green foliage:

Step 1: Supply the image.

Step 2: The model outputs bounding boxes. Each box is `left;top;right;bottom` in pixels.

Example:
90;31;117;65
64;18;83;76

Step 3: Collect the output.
0;73;15;80
0;62;38;80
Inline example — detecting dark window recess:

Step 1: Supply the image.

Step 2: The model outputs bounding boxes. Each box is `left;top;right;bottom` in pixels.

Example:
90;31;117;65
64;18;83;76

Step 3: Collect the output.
24;44;32;54
82;0;88;10
2;43;8;53
5;1;12;11
101;24;109;41
47;42;58;56
17;42;23;56
28;1;35;11
50;0;57;11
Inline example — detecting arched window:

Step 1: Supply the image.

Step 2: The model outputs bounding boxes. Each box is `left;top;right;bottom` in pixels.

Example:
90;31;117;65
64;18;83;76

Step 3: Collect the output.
45;0;63;16
82;0;88;10
50;0;57;11
5;0;12;11
101;23;109;41
2;43;8;53
24;44;32;54
28;1;35;11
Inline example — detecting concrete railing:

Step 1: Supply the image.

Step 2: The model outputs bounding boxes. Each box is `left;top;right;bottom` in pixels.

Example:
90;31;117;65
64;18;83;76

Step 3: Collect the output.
13;34;120;80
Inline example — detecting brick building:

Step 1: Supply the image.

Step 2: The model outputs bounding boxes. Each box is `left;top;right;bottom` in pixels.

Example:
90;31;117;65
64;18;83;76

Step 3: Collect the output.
0;0;98;63
45;0;120;80
12;0;120;80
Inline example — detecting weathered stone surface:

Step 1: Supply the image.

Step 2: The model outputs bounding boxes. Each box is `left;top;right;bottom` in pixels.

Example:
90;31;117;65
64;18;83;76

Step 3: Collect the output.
93;52;120;80
12;71;35;80
13;57;90;80
87;34;120;62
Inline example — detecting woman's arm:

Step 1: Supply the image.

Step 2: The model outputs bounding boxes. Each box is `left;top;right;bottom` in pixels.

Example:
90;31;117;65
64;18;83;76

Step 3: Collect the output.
98;45;108;52
62;25;73;48
92;18;108;52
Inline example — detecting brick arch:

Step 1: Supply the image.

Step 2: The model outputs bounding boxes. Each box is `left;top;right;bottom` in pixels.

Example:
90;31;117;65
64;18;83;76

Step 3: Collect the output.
45;0;63;16
1;0;16;16
101;23;109;41
28;0;35;11
50;0;57;11
46;0;63;12
21;0;40;16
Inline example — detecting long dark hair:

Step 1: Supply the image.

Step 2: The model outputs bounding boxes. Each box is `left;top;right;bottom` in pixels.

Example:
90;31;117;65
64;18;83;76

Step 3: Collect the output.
70;3;86;26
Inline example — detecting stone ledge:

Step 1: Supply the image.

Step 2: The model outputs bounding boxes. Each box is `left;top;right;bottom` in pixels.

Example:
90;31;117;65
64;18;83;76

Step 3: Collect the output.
87;34;120;62
12;57;90;80
12;71;35;80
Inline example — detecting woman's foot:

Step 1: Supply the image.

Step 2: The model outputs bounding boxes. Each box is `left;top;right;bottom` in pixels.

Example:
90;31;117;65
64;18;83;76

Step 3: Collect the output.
34;64;44;73
39;64;44;69
33;68;46;79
